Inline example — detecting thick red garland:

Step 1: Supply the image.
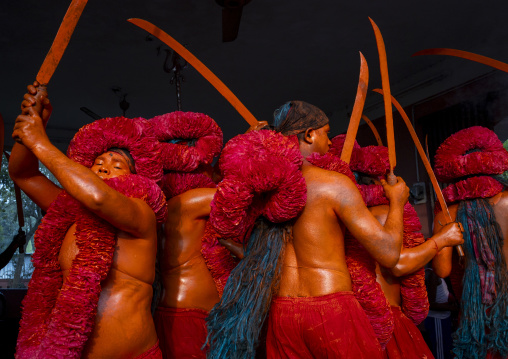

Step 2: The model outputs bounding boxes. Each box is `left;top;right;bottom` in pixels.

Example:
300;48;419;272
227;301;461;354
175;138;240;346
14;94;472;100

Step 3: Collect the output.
67;117;164;183
434;126;508;182
210;130;306;241
16;175;167;359
149;111;223;172
160;171;216;199
442;176;505;205
329;134;389;176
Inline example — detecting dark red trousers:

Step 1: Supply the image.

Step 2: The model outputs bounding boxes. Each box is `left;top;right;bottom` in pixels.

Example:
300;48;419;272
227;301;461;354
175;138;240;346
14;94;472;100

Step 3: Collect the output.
382;306;434;359
154;306;208;359
266;291;383;358
134;340;163;359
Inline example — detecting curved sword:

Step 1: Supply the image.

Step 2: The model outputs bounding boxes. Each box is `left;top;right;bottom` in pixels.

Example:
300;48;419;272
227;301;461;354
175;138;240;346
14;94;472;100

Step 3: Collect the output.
20;0;88;125
361;114;383;146
373;89;465;257
341;52;369;164
128;18;258;127
369;17;396;184
412;48;508;73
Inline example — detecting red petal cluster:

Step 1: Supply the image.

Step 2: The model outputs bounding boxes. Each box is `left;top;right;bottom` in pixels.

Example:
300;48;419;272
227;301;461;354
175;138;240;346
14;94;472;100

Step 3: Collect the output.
210;130;306;240
442;176;505;204
149;111;223;172
434;126;508;182
329;134;389;176
67;117;163;182
160;172;216;199
16;174;166;358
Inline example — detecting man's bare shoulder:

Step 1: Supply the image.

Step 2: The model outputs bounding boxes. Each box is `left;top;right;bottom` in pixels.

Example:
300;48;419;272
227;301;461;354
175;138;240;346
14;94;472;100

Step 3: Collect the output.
166;187;216;219
303;165;357;193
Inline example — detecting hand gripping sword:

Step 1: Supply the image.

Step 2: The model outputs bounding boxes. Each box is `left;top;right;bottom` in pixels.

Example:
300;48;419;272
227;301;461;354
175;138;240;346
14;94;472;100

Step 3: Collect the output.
30;0;88;114
127;18;259;128
373;89;465;257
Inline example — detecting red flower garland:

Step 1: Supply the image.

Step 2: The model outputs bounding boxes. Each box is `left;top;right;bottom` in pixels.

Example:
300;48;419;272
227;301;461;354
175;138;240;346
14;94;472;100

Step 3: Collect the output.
434;126;508;182
210;130;306;241
16;175;167;359
67;117;163;183
160;171;216;199
329;134;389;176
442;176;505;205
149;111;223;172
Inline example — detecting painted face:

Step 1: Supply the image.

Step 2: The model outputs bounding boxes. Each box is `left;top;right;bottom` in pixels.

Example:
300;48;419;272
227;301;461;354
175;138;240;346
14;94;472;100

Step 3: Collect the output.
91;151;132;179
312;124;332;155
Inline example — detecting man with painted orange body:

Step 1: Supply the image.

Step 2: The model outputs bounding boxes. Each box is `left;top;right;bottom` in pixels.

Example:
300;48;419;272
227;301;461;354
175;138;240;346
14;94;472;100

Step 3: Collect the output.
206;101;416;358
10;83;166;358
333;138;462;358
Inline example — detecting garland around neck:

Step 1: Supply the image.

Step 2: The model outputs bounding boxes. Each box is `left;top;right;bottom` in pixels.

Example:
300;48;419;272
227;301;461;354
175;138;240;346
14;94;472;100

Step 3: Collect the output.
16;174;167;359
442;176;504;204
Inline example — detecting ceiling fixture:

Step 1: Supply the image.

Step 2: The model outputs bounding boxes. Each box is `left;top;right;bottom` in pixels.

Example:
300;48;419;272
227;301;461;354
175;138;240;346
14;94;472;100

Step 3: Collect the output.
215;0;252;42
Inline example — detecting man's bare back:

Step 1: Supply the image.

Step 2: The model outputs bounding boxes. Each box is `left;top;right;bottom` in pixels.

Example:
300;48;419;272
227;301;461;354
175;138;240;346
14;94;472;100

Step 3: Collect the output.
278;164;409;298
159;187;219;311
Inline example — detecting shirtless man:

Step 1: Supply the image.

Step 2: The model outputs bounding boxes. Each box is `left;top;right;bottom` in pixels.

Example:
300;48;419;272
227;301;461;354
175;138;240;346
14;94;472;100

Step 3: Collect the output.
327;137;462;358
431;126;508;359
152;112;265;358
207;101;411;358
371;203;461;359
156;172;218;358
10;83;166;358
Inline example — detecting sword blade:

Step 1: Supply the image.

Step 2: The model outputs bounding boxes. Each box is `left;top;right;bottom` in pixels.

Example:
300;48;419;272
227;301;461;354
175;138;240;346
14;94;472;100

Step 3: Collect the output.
128;18;258;127
341;52;369;164
373;89;464;257
361;114;383;146
369;18;396;182
36;0;88;85
412;48;508;73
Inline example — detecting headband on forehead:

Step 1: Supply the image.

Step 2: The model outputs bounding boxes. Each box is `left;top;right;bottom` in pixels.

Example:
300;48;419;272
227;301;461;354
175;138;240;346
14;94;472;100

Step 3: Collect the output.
108;147;136;174
272;101;329;136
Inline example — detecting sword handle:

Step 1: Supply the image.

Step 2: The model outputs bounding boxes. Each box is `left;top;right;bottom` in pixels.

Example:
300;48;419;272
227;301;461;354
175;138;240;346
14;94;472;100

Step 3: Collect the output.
386;170;397;185
31;85;48;120
456;245;464;257
455;221;465;257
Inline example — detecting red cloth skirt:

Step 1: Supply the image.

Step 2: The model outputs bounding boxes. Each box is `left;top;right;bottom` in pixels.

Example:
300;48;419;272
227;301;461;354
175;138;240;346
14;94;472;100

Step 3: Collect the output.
154;306;208;359
266;291;383;358
134;340;163;359
383;306;434;359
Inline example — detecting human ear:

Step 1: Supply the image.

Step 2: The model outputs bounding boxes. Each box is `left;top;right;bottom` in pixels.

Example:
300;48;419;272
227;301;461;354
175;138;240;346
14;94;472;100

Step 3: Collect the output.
303;128;314;144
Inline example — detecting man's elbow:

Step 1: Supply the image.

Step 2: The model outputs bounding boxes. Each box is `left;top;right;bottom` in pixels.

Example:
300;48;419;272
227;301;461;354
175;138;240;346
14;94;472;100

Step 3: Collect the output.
377;250;400;269
87;190;110;211
390;262;410;277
